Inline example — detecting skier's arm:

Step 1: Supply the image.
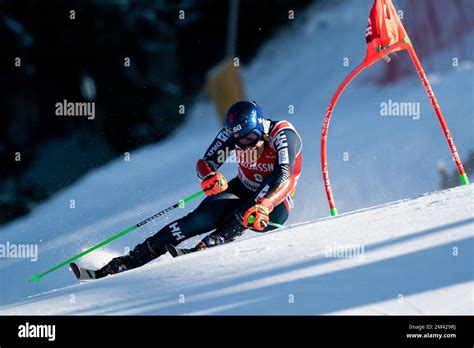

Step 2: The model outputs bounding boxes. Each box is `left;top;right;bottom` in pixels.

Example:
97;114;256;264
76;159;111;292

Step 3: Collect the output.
256;128;302;208
196;128;235;179
242;128;301;230
196;128;235;195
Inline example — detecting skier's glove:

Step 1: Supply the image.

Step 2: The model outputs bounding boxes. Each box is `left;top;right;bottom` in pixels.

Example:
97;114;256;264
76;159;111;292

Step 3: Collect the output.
243;198;274;231
201;172;228;196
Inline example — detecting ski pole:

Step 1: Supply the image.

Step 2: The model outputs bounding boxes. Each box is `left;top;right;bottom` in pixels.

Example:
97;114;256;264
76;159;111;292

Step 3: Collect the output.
29;190;205;283
247;215;284;229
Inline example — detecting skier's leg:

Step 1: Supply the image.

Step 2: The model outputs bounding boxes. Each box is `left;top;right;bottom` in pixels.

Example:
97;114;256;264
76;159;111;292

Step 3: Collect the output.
185;193;291;254
196;201;289;247
191;210;247;250
265;201;290;230
99;179;245;275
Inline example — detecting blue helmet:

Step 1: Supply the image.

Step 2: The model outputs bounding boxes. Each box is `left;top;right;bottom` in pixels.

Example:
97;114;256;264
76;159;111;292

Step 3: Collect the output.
224;101;265;148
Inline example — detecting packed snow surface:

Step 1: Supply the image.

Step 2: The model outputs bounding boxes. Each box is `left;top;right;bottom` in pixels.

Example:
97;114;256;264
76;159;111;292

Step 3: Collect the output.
1;0;473;314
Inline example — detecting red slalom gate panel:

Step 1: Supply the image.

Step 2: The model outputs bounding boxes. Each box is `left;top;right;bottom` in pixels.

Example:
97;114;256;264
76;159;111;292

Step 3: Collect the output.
320;0;469;216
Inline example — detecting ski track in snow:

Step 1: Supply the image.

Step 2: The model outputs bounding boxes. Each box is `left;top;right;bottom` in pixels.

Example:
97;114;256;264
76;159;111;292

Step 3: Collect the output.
1;185;473;315
0;0;473;314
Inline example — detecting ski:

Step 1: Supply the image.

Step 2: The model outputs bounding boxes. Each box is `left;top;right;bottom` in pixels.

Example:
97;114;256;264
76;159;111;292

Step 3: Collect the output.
69;263;104;281
165;244;192;258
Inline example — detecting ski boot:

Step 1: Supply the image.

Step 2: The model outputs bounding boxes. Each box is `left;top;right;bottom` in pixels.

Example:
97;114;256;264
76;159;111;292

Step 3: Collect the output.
166;213;246;258
165;233;225;258
99;237;160;276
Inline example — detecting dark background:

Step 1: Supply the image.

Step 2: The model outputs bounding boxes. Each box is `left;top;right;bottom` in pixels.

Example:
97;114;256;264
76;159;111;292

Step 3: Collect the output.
0;0;312;224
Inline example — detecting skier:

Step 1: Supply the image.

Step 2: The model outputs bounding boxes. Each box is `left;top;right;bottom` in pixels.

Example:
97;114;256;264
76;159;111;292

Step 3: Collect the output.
86;101;302;278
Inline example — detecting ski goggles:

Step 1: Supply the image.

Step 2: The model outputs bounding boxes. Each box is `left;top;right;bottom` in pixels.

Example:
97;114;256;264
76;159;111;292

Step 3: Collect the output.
234;129;262;148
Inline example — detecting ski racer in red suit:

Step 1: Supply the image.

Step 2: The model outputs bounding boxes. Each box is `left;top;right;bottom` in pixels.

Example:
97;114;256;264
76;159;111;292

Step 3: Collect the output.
96;101;302;277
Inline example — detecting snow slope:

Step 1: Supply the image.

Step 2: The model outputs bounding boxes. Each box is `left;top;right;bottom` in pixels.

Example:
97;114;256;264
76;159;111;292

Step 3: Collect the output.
0;0;473;312
1;185;472;315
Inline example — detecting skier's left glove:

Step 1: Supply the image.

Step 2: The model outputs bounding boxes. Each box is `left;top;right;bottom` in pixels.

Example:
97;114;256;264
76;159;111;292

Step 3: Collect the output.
243;198;274;231
201;172;228;196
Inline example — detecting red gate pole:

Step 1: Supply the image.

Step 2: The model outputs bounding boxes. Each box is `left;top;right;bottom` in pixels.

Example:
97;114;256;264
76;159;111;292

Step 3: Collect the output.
406;44;469;186
321;41;409;216
321;63;368;216
321;0;469;218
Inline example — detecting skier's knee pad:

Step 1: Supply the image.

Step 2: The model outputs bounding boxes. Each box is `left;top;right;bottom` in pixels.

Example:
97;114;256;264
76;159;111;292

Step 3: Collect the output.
198;193;240;220
203;191;240;204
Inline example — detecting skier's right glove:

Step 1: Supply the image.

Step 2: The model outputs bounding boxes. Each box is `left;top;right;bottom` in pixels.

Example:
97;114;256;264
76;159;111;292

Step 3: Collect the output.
201;172;228;196
243;198;274;231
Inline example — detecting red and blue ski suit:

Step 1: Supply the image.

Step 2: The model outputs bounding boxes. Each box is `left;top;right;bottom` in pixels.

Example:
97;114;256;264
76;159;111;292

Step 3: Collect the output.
101;119;302;271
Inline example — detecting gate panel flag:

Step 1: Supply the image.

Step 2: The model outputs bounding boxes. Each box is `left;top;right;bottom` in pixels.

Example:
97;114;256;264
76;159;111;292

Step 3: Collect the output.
364;0;409;62
321;0;469;216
